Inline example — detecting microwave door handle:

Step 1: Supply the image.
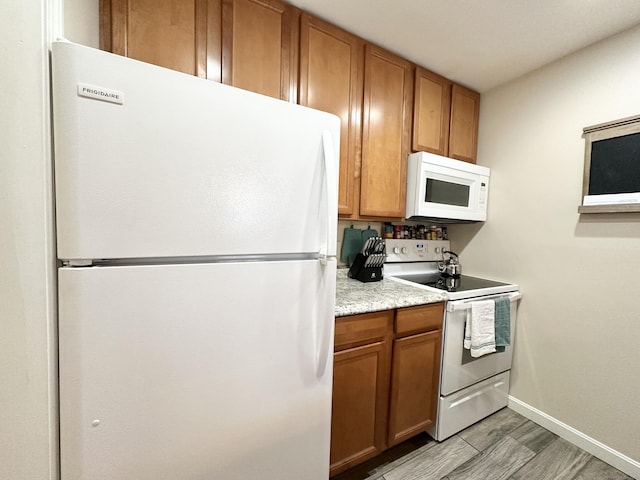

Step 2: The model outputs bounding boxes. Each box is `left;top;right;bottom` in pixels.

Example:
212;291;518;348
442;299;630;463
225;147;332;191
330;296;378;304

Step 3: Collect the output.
319;130;337;264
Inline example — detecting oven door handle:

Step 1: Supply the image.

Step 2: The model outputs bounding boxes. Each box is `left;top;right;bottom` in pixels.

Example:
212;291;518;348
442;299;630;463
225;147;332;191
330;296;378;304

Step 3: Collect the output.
446;292;522;312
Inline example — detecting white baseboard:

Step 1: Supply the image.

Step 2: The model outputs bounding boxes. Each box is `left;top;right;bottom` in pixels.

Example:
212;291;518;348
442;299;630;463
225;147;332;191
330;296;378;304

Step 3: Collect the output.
508;396;640;479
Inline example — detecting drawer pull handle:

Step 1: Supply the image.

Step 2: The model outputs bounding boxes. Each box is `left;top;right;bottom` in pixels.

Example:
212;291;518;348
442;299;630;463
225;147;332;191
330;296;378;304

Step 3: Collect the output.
449;381;506;408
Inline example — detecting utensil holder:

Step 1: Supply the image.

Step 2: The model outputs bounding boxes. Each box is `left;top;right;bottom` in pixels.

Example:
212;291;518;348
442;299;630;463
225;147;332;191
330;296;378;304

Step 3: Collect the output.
348;253;383;283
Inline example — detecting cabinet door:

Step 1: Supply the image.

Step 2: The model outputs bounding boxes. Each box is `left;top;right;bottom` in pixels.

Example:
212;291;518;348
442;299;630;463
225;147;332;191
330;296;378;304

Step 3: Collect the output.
299;14;363;216
387;329;442;447
221;0;298;101
360;45;413;218
412;67;452;156
330;341;390;476
449;83;480;163
100;0;222;80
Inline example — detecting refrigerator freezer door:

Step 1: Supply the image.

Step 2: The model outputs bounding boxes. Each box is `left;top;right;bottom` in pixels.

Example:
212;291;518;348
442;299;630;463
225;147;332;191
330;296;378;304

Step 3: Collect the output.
52;42;339;261
59;259;336;480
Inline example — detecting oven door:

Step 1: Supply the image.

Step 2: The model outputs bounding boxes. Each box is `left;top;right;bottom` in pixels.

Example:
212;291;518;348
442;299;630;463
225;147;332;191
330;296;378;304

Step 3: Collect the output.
440;292;521;396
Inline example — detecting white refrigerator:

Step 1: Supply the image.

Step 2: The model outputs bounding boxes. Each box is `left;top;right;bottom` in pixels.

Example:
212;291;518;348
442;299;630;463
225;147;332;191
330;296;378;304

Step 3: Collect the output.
52;41;339;480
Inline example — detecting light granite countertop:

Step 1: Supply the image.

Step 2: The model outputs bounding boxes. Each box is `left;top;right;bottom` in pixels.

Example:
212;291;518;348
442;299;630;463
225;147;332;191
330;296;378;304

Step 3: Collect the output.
335;268;446;317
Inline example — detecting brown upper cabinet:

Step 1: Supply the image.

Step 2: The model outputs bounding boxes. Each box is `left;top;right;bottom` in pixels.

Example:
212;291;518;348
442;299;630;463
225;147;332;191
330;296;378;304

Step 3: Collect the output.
100;0;222;80
101;0;481;204
299;16;414;220
449;84;480;163
298;14;364;216
412;67;452;156
413;66;480;163
360;45;414;218
100;0;298;101
222;0;299;101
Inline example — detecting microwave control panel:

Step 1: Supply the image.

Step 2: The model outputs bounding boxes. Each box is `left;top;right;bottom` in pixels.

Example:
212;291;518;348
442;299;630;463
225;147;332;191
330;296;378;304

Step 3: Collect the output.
385;239;451;263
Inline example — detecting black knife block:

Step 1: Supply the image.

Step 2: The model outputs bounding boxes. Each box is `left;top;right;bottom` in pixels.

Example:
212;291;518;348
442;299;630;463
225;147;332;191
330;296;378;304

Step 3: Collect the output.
348;253;383;283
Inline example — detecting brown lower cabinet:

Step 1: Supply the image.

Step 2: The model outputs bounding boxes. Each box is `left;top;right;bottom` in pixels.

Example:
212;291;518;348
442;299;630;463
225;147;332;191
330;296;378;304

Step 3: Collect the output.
330;303;443;476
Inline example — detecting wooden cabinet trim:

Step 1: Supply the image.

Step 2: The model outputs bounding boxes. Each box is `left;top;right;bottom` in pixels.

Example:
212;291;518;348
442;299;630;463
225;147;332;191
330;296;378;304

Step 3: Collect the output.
204;0;222;81
287;5;301;103
99;0;114;52
102;0;126;56
220;0;234;86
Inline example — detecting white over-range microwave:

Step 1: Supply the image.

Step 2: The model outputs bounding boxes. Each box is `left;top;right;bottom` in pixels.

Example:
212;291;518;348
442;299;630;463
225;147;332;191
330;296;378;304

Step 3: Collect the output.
406;151;490;222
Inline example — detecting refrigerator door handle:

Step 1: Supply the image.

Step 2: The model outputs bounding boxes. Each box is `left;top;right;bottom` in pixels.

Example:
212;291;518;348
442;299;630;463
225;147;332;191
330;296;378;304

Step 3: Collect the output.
316;261;334;378
319;130;337;264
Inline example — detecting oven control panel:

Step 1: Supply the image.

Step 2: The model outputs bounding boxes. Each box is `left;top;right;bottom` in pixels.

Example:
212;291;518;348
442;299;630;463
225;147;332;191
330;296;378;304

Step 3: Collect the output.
385;239;451;263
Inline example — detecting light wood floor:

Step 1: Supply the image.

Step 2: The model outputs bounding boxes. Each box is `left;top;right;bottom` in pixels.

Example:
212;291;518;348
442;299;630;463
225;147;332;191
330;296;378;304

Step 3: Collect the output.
333;408;633;480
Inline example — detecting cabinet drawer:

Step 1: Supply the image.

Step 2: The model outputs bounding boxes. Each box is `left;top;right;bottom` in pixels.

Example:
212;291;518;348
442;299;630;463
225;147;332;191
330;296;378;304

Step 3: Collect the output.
335;311;392;351
395;303;443;336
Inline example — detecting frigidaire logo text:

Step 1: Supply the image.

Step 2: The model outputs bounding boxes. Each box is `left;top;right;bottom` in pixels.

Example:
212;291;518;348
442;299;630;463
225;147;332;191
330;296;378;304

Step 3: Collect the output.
82;87;120;100
77;83;124;105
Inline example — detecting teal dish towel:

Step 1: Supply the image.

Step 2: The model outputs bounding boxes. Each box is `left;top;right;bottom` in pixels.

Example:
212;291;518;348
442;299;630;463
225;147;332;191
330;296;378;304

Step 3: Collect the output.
340;226;362;266
494;296;511;352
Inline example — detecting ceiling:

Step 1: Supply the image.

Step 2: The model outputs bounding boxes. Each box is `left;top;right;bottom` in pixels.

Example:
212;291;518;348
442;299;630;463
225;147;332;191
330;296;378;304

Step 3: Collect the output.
287;0;640;92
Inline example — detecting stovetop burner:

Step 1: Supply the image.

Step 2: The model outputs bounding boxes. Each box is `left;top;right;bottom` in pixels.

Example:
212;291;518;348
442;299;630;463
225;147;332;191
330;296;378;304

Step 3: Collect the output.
384;239;519;300
393;273;512;293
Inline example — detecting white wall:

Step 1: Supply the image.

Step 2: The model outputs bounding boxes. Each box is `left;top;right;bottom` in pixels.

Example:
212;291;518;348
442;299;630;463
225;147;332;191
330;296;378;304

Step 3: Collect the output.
0;1;96;477
449;25;640;464
0;1;58;479
64;0;99;47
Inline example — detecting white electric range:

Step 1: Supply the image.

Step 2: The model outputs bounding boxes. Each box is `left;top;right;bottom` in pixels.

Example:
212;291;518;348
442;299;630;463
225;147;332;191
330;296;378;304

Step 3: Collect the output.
384;239;522;441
